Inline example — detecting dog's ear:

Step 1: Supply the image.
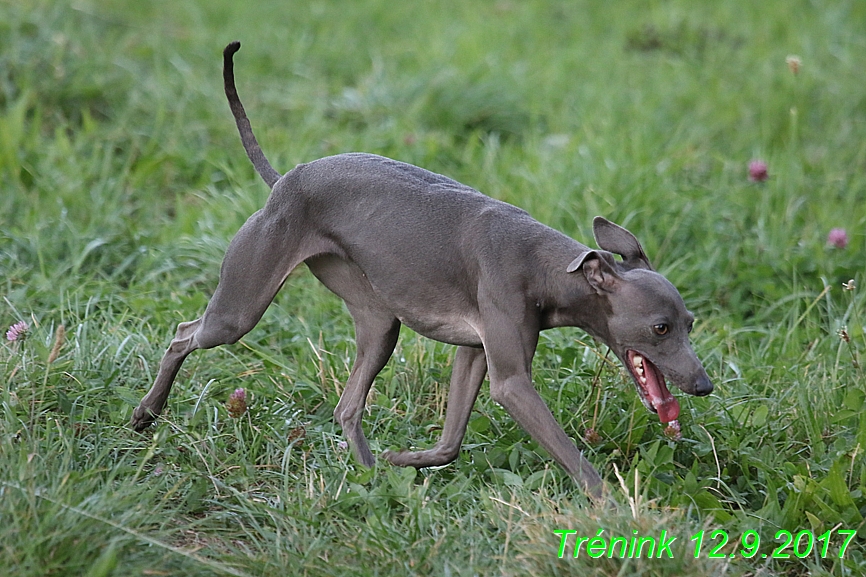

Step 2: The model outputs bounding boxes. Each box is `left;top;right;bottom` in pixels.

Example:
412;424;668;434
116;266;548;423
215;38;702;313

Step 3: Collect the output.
567;250;621;293
592;216;653;271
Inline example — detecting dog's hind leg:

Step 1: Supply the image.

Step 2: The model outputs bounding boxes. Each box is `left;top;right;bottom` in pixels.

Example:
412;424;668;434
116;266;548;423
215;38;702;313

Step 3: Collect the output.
132;208;308;430
383;346;487;468
305;254;402;467
333;308;401;467
131;318;202;430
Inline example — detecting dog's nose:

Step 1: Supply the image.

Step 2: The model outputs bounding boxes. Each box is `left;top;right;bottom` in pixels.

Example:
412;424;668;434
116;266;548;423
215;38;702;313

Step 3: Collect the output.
693;372;713;396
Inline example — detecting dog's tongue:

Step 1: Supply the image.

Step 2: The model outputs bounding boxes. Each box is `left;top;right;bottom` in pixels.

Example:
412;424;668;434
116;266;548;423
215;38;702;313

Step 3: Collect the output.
654;389;680;423
644;358;680;423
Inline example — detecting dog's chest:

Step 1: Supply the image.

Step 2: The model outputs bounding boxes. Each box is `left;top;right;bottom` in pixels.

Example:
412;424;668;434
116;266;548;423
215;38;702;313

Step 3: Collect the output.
395;311;484;348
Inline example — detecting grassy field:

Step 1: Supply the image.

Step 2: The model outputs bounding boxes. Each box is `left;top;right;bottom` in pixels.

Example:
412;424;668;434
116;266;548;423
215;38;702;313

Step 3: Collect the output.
2;0;865;574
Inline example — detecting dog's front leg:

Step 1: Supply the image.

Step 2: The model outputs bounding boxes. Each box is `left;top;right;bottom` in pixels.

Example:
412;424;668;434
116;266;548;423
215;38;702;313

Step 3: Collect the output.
384;345;487;467
489;371;603;498
484;318;604;500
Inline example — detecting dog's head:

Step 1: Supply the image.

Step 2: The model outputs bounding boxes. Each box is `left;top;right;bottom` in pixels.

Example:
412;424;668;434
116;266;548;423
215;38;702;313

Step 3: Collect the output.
567;217;712;423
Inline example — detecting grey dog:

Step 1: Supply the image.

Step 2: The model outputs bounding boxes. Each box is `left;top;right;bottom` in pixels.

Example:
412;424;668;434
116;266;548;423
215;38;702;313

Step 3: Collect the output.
132;42;712;500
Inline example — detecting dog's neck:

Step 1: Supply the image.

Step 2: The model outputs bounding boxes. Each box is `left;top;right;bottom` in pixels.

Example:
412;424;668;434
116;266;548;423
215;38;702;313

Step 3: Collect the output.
538;277;613;343
527;230;614;342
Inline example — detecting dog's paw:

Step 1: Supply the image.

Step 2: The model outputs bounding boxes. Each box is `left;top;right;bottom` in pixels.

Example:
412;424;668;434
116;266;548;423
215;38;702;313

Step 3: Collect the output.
382;448;451;468
130;406;157;432
381;449;400;465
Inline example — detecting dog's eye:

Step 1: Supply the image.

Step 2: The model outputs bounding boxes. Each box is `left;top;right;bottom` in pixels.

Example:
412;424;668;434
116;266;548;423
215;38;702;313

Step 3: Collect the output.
653;324;669;336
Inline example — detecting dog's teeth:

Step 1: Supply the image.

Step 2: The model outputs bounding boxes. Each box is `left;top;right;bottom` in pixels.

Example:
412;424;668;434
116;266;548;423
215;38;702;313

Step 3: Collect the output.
633;355;646;383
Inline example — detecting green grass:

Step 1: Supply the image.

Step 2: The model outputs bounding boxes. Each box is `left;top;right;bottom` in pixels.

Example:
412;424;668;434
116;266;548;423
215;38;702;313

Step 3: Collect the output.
2;0;866;574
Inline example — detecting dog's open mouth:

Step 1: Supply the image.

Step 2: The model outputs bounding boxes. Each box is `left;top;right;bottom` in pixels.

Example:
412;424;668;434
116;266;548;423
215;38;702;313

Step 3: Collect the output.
626;350;680;423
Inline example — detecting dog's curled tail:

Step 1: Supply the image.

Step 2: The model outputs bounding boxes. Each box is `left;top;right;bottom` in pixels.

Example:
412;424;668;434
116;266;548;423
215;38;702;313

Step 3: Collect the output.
223;41;282;188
